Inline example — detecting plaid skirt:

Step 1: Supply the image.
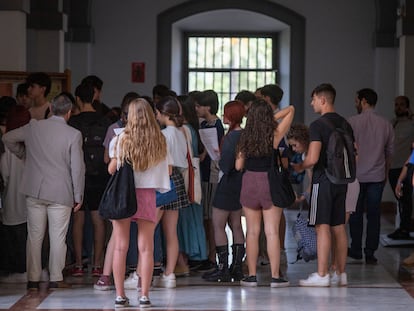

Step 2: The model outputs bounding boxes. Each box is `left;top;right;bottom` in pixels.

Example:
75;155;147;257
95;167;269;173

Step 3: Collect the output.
161;167;189;210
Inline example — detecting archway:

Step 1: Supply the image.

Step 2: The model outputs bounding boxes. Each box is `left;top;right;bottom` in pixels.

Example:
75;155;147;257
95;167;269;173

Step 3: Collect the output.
157;0;305;120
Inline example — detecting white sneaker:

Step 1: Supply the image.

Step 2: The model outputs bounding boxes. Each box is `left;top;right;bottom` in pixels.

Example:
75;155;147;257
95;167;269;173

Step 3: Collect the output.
330;272;347;286
299;272;330;287
157;273;176;288
124;271;139;289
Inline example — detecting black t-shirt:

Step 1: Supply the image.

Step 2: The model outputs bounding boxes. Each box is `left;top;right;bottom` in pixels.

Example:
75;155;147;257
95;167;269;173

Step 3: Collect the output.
309;112;354;183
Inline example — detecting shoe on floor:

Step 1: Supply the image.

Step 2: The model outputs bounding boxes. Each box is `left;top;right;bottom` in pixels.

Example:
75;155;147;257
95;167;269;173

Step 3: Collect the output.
114;296;129;308
388;228;411;240
124;271;139;289
402;253;414;266
174;265;190;277
27;281;40;291
196;260;216;272
71;265;85;277
94;275;114;291
299;272;330;287
91;266;103;277
49;280;72;289
157;273;176;288
330;272;348;286
139;295;152;308
270;277;289;288
347;248;363;260
240;275;257;287
365;255;378;265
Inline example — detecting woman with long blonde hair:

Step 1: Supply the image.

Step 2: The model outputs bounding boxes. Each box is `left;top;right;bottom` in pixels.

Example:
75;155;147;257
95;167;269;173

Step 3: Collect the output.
108;98;170;308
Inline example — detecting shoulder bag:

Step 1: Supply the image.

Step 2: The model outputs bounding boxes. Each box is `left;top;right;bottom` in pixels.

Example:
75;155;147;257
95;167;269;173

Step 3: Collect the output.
99;161;137;219
98;135;137;219
267;148;296;208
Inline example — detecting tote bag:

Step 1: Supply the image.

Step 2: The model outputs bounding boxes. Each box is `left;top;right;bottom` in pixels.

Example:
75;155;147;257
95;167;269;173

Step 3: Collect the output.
267;148;296;208
99;161;137;220
156;178;178;207
182;126;202;204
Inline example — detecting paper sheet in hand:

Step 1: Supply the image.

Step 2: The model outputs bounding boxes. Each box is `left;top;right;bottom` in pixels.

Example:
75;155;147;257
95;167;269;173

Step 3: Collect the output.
199;128;220;161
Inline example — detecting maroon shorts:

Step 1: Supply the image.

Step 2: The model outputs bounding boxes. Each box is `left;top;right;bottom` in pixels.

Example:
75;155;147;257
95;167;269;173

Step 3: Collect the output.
240;170;274;210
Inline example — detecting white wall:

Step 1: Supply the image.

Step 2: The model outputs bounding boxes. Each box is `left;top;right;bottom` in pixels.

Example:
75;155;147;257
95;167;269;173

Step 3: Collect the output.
73;0;396;120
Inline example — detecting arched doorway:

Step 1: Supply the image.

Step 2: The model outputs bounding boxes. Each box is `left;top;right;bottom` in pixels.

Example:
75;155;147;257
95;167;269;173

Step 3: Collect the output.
157;0;305;120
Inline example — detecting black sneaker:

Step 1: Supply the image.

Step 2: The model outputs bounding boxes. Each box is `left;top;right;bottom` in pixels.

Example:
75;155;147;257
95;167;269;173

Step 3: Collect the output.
27;281;39;291
388;229;411;240
347;248;363;260
139;295;151;308
196;260;216;272
270;277;290;288
240;275;257;287
365;255;378;265
114;296;129;308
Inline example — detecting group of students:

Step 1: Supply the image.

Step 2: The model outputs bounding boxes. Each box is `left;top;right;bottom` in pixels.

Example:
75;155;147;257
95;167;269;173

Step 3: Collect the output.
98;85;298;308
7;75;413;308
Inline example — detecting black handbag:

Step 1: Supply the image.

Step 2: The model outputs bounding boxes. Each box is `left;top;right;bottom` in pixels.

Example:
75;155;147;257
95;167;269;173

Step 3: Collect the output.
99;161;137;219
268;148;296;208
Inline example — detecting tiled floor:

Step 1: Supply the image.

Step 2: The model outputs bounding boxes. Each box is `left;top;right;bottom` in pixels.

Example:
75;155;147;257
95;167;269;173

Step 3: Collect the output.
1;208;414;310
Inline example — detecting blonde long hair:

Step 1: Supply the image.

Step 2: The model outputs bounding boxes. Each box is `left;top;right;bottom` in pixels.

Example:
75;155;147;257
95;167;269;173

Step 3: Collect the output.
118;98;167;171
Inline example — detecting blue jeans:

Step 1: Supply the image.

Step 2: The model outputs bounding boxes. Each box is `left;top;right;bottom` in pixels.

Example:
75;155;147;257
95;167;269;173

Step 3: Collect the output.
349;181;384;257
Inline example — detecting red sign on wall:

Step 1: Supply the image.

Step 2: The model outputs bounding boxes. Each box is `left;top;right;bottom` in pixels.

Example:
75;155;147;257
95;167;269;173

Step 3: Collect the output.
131;62;145;83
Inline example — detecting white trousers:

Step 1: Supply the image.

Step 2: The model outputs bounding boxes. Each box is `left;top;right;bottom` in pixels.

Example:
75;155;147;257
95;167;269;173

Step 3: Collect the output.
26;196;72;282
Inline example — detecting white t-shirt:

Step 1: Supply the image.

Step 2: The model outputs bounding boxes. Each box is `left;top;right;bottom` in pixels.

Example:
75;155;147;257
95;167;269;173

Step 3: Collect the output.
109;130;172;192
162;126;188;169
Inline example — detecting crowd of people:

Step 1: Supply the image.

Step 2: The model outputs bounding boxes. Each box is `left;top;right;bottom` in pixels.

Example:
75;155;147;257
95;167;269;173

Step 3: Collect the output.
0;73;413;308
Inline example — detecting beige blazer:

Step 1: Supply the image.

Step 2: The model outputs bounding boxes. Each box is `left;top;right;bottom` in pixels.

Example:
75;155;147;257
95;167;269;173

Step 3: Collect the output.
2;116;85;207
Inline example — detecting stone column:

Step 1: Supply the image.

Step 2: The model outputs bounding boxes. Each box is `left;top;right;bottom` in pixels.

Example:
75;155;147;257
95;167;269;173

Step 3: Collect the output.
0;0;30;71
26;0;67;72
397;0;414;100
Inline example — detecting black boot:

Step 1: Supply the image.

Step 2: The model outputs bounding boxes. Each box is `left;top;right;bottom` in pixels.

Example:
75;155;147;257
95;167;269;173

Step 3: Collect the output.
205;245;231;282
230;243;245;281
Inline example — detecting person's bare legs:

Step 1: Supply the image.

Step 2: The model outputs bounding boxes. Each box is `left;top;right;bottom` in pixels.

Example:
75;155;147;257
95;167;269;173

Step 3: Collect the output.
72;211;85;267
91;210;105;268
331;224;347;274
157;209;179;276
263;206;283;278
136;219;156;298
112;218;131;299
243;207;261;276
316;224;331;276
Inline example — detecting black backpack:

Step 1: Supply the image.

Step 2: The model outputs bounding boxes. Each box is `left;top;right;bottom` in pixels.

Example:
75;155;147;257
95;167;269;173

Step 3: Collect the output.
321;117;356;184
79;118;108;176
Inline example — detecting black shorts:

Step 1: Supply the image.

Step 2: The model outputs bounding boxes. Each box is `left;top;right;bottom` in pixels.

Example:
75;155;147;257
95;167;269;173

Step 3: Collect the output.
308;177;347;226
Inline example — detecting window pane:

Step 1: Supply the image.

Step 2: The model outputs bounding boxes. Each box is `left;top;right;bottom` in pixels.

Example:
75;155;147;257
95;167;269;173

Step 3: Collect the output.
265;38;273;69
188;38;197;68
187;35;276;101
196;38;206;68
240;37;249;68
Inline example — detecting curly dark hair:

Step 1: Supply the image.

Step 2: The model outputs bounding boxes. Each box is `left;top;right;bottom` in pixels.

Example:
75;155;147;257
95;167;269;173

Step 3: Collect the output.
237;99;276;158
286;123;310;148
